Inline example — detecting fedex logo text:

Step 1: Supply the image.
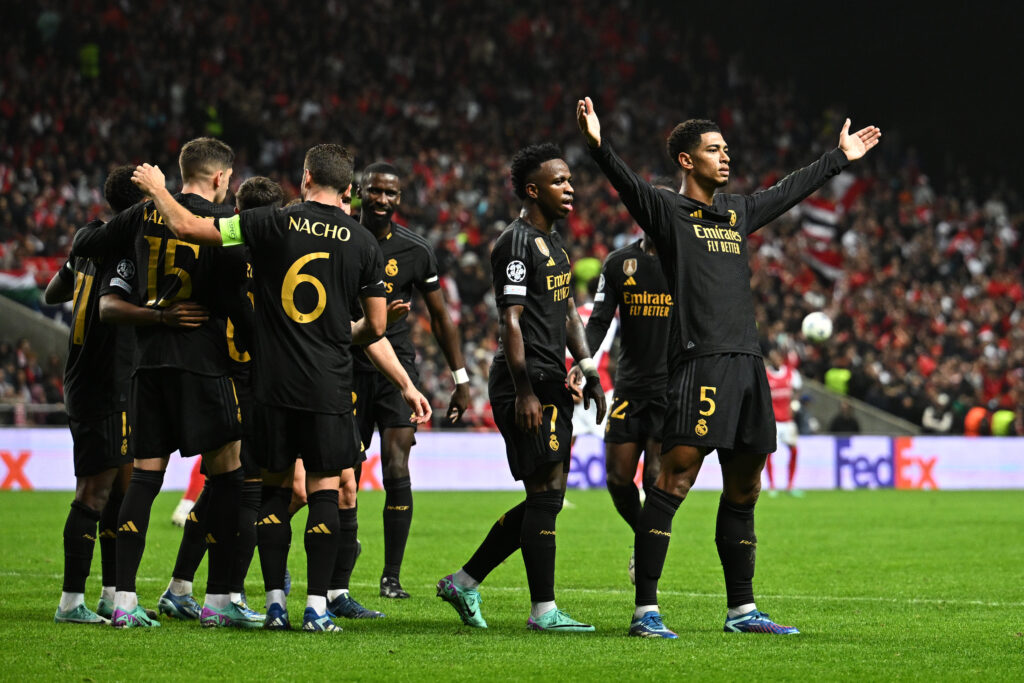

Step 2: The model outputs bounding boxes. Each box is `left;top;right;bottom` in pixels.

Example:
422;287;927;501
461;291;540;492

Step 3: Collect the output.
834;438;938;490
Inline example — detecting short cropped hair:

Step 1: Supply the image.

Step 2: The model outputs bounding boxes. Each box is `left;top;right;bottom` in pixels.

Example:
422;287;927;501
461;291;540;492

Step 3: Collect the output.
178;137;234;182
104;165;144;213
510;143;563;199
666;119;720;168
304;144;355;193
361;162;401;182
236;176;284;211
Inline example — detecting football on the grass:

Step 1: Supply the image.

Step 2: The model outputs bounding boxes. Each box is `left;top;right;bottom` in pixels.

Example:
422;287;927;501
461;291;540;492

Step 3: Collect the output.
801;311;833;342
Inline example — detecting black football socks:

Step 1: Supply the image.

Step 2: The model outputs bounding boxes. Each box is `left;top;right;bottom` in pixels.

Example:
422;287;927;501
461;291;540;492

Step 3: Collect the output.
520;490;563;604
607;482;642;532
304;489;340;598
115;469;164;592
231;479;261;594
204;468;243;595
715;496;757;609
634;486;683;607
170;484;210;583
330;506;359;592
257;486;292;592
98;487;123;589
62;501;101;593
382;476;412;580
462;500;527;582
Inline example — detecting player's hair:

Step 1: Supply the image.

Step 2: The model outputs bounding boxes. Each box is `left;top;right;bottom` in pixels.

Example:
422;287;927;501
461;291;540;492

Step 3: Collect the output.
666;119;721;168
510;143;563;199
178;137;235;182
236;176;284;211
361;162;401;182
304;144;355;193
103;165;144;213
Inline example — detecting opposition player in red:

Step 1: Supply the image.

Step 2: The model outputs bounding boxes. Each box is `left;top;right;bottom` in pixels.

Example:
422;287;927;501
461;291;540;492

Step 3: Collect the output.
764;347;803;496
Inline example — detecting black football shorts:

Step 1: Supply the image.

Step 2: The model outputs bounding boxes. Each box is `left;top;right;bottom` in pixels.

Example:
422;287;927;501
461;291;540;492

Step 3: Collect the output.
490;372;574;482
252;402;362;474
604;395;667;445
352;367;420;447
131;368;243;459
662;353;777;457
69;410;132;477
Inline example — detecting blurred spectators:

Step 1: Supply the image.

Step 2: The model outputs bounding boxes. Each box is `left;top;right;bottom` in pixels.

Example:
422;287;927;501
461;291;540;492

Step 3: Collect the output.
828;400;861;434
0;337;65;425
1;1;1021;431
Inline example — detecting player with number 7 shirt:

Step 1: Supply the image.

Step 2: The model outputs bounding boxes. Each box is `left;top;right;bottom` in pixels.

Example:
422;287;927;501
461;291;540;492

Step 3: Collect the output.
130;143;430;633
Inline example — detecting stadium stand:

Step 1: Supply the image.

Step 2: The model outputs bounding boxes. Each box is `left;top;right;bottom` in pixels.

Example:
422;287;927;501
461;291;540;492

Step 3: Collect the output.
1;1;1020;434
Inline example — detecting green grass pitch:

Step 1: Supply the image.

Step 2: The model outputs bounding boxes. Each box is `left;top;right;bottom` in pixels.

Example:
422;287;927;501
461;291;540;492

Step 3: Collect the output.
1;489;1022;681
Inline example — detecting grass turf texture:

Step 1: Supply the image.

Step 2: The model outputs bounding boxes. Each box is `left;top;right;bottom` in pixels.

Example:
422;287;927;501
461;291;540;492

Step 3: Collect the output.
1;489;1022;681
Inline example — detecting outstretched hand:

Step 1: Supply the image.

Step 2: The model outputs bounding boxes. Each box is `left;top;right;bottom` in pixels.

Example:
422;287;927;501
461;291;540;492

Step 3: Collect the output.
132;163;165;196
386;299;411;324
576;96;601;149
839;119;882;161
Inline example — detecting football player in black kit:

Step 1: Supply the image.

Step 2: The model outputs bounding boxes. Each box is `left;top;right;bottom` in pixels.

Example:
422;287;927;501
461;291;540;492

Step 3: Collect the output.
72;138;248;629
578;96;880;637
437;143;606;632
131;144;430;633
353;162;470;599
46;166;150;624
585;231;672;584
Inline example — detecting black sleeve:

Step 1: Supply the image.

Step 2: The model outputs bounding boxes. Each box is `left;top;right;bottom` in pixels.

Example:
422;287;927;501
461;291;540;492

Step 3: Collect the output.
589;141;674;246
413;245;442;294
491;233;531;309
216;248;255;349
57;259;75;286
743;148;851;232
97;249;139;302
585;258;618;353
360;239;386;298
71;208;138;259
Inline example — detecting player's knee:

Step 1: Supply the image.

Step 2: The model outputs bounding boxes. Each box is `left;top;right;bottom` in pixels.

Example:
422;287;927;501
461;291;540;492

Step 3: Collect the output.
605;465;634;489
724;478;762;506
382;457;410;480
76;475;114;512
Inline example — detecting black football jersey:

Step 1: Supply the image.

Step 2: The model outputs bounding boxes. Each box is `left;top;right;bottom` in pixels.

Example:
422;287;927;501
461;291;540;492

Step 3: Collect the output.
490;218;571;393
72;193;240;377
586;240;671;398
219;200;386;413
61;233;130;420
352;223;440;372
590;141;850;373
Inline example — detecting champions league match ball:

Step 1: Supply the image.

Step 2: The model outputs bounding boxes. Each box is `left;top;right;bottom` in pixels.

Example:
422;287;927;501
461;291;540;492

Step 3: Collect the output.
801;311;833;342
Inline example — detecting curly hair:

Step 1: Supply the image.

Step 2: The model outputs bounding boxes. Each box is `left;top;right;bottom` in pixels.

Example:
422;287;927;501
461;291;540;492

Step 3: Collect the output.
103;165;144;213
665;119;720;168
510;143;563;199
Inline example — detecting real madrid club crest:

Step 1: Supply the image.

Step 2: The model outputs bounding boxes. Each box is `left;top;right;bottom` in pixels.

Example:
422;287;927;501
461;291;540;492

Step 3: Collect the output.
695;419;708;437
623;258;637;276
385;258;399;277
728;209;737;227
549;434;560;451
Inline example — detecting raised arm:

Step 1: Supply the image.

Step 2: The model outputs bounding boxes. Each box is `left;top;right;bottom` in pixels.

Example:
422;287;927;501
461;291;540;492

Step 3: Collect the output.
577;96;672;244
565;297;606;422
745;118;881;231
364;336;432;424
422;288;470;423
131;164;223;246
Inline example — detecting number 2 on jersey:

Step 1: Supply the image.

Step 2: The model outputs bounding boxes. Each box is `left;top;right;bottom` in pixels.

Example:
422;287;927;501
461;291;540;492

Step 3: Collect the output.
282;252;329;323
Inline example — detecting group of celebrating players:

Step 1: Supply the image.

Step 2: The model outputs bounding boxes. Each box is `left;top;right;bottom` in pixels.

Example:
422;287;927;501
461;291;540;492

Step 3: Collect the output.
49;95;879;636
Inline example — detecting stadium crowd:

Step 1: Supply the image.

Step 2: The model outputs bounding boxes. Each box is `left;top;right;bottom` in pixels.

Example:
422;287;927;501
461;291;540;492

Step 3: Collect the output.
1;0;1021;435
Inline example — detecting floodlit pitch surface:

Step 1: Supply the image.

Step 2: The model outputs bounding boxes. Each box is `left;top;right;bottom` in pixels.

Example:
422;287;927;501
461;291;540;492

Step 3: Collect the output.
1;489;1022;680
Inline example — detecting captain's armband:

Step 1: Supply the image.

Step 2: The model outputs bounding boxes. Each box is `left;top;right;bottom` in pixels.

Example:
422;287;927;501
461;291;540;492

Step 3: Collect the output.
218;215;244;246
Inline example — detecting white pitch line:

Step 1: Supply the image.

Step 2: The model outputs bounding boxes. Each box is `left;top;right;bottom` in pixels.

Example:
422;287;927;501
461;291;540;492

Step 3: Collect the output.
5;571;1020;609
